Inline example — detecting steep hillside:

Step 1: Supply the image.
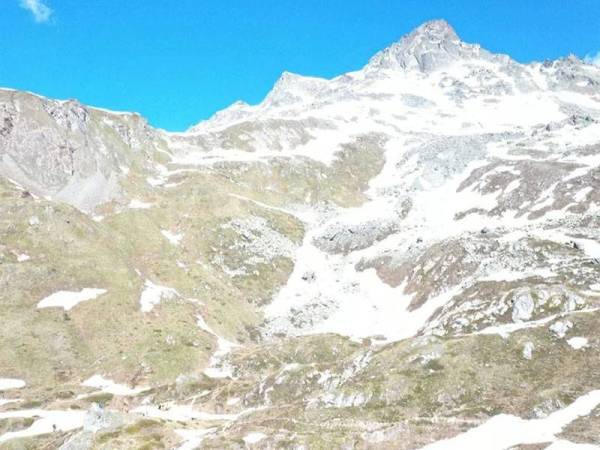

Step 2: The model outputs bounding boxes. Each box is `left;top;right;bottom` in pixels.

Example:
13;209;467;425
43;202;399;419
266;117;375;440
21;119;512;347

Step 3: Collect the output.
1;20;600;449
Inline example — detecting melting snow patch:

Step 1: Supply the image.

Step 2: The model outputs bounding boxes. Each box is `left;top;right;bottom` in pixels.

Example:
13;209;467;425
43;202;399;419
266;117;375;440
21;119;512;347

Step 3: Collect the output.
0;378;26;391
81;375;149;396
197;315;239;379
567;337;588;350
573;238;600;260
419;389;600;450
203;337;238;379
504;178;520;194
147;176;166;186
226;397;240;406
128;199;153;209
573;186;593;203
243;432;267;445
37;288;107;311
140;280;178;313
161;229;183;245
0;409;86;443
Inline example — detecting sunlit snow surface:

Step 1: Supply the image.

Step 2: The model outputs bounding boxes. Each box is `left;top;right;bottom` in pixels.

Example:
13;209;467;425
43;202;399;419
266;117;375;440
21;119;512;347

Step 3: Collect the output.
128;198;153;209
0;378;26;390
0;409;86;443
419;390;600;450
37;288;107;311
161;52;600;344
161;229;183;245
567;337;589;350
81;375;149;396
139;280;178;312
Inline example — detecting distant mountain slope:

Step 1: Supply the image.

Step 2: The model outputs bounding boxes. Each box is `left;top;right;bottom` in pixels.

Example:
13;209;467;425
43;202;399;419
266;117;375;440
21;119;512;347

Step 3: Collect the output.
0;20;600;449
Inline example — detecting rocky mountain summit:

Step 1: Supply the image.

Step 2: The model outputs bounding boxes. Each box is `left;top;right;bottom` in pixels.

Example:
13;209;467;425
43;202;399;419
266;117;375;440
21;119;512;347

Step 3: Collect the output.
1;20;600;449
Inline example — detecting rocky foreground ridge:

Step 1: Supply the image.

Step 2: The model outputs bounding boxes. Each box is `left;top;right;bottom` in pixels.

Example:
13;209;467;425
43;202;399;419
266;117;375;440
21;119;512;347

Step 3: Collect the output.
1;20;600;449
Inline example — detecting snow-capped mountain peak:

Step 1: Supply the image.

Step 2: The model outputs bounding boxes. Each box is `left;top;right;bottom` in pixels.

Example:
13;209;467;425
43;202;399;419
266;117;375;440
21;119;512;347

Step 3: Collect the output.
365;19;483;72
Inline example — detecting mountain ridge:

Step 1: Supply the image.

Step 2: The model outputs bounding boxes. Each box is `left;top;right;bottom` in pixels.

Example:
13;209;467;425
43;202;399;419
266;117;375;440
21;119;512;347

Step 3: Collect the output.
0;19;600;449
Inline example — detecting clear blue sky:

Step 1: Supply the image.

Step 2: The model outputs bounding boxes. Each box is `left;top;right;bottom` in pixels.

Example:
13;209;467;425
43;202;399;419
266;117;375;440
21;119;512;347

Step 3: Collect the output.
2;0;599;131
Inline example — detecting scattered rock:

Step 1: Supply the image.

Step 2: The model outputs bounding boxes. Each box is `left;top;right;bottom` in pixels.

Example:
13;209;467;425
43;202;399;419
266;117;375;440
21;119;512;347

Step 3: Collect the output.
59;431;94;450
563;292;585;313
511;289;535;322
301;271;316;282
83;403;124;432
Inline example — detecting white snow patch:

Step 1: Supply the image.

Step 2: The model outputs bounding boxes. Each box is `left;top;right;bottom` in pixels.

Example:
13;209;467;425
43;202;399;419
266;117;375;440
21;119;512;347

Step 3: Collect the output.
0;379;26;391
226;397;240;406
81;375;150;396
567;337;588;350
161;229;184;245
128;199;154;209
243;432;267;445
140;280;178;313
196;315;239;379
419;389;600;450
0;409;86;443
16;254;30;262
504;178;520;194
203;337;238;379
147;176;167;186
573;186;593;203
37;288;107;311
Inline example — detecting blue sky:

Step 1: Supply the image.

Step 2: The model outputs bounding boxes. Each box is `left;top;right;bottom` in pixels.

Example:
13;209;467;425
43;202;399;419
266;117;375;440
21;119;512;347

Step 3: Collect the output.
2;0;600;131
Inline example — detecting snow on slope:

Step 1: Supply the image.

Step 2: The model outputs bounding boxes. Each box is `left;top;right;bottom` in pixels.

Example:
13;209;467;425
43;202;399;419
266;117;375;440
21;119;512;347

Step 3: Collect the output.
0;409;86;443
81;375;150;396
0;378;26;390
37;288;107;311
139;280;178;313
419;389;600;450
1;18;600;449
161;20;600;343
